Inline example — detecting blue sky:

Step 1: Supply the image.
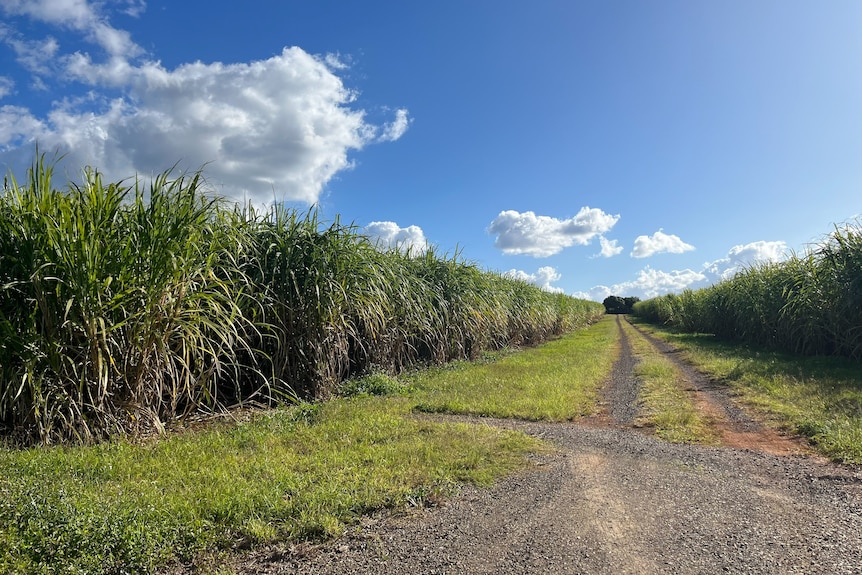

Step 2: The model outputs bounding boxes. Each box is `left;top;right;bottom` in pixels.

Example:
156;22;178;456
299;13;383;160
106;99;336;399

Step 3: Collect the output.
1;1;860;301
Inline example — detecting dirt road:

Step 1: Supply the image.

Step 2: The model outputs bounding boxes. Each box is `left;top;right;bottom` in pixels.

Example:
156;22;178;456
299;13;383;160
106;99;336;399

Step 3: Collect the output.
235;317;862;574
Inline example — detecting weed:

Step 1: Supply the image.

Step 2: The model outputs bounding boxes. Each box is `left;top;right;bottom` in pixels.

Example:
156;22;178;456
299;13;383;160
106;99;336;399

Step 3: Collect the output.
339;371;408;397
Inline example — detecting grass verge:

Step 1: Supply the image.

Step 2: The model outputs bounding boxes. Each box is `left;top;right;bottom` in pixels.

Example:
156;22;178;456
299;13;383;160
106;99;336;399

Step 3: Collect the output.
0;397;544;575
631;319;862;463
408;316;619;420
620;320;717;444
0;316;622;575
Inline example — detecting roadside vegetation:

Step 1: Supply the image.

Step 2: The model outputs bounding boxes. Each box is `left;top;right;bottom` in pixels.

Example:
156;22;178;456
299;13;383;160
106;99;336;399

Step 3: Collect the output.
630;219;862;462
410;315;618;420
619;320;716;444
0;397;544;575
632;219;862;360
0;319;616;575
0;155;610;574
632;319;862;464
0;154;603;445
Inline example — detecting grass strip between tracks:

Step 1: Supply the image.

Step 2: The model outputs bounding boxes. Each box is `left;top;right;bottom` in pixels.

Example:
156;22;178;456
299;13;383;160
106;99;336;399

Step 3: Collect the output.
631;318;862;464
0;318;617;575
619;319;717;444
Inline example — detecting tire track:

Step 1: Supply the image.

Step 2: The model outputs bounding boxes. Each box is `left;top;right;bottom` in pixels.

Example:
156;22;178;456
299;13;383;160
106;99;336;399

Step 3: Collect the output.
598;315;641;425
212;317;862;575
617;316;816;457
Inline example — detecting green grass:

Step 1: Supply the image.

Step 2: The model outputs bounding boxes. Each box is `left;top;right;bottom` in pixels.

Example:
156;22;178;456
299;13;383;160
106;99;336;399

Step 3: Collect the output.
0;396;544;575
620;320;716;444
632;319;862;463
0;314;619;574
337;370;413;397
408;316;619;421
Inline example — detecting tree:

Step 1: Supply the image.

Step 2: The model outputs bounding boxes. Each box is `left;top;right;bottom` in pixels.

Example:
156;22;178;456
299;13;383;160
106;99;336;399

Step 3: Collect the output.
602;295;640;314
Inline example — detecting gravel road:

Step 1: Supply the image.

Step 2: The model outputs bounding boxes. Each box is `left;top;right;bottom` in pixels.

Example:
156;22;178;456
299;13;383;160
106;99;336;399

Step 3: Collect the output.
230;317;862;575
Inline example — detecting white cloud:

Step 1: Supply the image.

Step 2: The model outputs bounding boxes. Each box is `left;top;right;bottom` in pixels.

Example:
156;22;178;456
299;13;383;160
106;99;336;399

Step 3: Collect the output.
0;0;95;28
595;236;623;258
579;239;791;301
0;2;410;205
64;51;139;86
119;0;146;18
0;0;141;59
702;240;789;280
585;267;708;301
579;285;612;302
323;53;349;70
89;21;140;59
0;27;60;76
0;76;13;98
0;105;45;146
631;229;695;258
487;207;620;257
630;267;707;297
379;108;410;142
503;266;565;293
364;221;427;254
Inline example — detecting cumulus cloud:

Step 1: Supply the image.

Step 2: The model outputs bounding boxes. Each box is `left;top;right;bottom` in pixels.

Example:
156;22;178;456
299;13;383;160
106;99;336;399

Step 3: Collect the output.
586;267;708;302
364;221;428;254
702;240;789;280
579;239;791;301
487;207;620;257
503;266;565;293
0;105;45;146
626;267;707;297
0;2;410;205
631;229;695;258
595;236;623;258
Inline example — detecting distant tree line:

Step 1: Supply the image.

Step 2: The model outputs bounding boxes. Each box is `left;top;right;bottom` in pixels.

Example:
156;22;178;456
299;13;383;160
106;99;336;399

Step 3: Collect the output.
602;295;640;314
